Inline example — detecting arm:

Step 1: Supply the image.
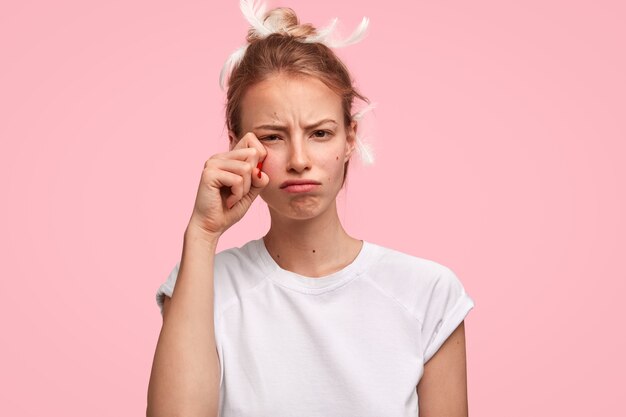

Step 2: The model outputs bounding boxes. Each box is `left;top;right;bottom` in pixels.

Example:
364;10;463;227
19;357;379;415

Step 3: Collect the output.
146;227;221;417
417;321;469;417
147;132;267;416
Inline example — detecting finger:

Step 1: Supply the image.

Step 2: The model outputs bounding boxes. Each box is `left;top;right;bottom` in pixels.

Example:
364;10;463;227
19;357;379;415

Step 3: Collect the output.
233;131;268;163
236;132;268;186
209;169;245;210
207;158;253;200
213;146;260;186
248;168;270;198
251;158;269;188
210;147;257;163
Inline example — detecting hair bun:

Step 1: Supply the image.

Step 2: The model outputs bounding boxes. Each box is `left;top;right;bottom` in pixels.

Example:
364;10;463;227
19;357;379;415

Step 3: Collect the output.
246;7;317;42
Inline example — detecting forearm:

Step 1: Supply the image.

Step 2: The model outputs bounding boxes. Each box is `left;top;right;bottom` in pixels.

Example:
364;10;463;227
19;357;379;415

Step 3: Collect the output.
147;227;221;417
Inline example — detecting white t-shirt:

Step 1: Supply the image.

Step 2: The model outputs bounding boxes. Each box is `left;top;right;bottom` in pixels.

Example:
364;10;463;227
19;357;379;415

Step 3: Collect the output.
155;238;475;417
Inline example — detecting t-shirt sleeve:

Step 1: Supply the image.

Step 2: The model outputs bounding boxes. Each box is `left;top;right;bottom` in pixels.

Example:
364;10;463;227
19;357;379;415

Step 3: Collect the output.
155;261;181;317
421;266;475;364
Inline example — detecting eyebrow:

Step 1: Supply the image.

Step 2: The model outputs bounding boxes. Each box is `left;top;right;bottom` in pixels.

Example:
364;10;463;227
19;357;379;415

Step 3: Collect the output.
253;118;338;132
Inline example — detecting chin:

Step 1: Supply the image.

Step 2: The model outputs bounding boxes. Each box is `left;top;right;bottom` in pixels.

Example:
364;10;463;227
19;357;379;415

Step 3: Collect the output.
265;196;331;221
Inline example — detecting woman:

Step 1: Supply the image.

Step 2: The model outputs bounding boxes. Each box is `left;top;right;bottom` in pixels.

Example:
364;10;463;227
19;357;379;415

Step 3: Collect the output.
147;2;475;416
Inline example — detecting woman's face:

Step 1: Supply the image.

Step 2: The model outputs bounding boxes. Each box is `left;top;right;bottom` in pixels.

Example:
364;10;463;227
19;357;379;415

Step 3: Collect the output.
233;73;356;220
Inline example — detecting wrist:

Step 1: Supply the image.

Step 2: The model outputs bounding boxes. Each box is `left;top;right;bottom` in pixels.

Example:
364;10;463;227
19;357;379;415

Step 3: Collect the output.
184;223;221;248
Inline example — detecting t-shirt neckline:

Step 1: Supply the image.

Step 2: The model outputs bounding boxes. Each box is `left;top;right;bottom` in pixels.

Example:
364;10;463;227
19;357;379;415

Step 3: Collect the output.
254;237;374;294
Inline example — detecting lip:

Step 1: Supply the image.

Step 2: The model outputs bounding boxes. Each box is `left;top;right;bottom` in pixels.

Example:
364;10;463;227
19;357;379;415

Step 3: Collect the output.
280;179;321;193
282;184;320;193
280;179;321;188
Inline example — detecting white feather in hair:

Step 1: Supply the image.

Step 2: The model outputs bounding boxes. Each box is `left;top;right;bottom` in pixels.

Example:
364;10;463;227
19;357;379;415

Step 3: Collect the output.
302;17;338;44
325;17;370;48
218;0;271;90
352;102;377;165
239;0;271;37
355;133;375;165
352;101;376;121
219;44;247;91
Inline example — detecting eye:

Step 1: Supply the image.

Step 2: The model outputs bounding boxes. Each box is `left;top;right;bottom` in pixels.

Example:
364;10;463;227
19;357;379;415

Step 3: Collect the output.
260;134;280;142
312;130;332;138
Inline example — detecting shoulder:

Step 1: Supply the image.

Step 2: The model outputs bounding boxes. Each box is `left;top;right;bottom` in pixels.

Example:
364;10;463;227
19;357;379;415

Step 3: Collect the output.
156;239;269;317
212;238;271;306
364;241;454;285
214;238;260;271
362;242;467;320
213;238;270;283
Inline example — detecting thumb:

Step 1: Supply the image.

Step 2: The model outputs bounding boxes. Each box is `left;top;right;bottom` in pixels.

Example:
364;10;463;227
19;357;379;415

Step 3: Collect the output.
247;171;270;201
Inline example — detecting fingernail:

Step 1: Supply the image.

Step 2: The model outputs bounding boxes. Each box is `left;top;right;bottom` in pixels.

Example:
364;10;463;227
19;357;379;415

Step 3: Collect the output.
257;162;263;178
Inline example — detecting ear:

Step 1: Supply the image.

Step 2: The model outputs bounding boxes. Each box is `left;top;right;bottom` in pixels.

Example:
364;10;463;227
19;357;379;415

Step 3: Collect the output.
344;120;358;162
228;131;237;151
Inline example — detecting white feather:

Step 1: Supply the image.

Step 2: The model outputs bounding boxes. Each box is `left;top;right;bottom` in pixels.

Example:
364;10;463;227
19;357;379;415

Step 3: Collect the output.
303;17;339;44
352;101;377;121
326;17;369;48
352;101;377;165
219;44;248;91
355;134;375;165
239;0;272;37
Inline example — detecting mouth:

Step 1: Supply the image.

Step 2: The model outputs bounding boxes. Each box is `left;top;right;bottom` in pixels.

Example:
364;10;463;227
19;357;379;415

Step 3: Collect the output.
280;180;321;189
280;179;321;193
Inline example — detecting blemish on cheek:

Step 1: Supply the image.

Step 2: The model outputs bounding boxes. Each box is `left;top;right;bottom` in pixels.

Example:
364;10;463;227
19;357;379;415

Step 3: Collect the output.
276;254;280;259
312;249;316;253
336;156;339;160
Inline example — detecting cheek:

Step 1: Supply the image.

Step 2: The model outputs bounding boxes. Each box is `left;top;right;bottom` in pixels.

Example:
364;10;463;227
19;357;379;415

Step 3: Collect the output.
317;154;346;184
259;150;279;177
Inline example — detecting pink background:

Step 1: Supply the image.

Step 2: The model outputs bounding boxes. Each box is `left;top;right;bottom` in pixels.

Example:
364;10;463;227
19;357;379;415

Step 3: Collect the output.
1;0;624;415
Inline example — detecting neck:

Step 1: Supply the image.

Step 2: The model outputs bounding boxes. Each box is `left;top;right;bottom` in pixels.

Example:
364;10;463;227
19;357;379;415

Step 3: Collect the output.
263;200;362;277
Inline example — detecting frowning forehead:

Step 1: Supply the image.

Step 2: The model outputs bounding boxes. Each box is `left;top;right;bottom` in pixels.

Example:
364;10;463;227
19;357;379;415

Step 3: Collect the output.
254;118;339;132
239;74;343;131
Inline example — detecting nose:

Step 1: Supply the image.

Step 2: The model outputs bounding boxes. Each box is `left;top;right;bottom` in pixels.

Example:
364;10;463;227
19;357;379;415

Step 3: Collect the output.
286;137;311;173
